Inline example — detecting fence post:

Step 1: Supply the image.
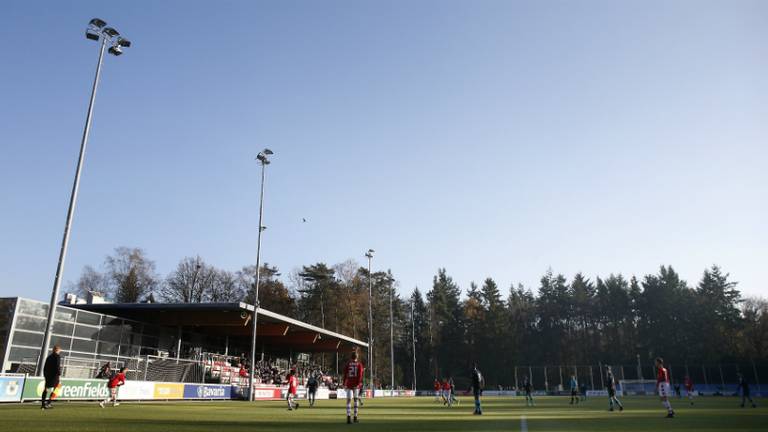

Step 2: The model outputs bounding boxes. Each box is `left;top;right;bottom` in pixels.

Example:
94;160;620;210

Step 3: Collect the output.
719;364;725;390
599;363;604;389
590;366;594;390
529;366;533;390
514;367;519;390
702;365;708;386
544;366;549;392
752;359;761;395
143;355;149;381
669;363;673;383
559;366;563;390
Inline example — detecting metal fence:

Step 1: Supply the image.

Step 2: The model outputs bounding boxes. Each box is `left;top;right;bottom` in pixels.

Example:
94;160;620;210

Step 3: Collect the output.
509;362;765;394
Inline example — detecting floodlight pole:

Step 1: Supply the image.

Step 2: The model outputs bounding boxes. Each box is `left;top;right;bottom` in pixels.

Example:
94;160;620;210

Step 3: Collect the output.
37;33;109;375
411;300;416;391
389;277;394;392
365;250;374;394
249;151;270;401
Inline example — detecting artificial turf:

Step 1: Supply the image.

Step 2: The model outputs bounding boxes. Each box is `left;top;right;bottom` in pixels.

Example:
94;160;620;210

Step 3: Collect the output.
1;396;765;432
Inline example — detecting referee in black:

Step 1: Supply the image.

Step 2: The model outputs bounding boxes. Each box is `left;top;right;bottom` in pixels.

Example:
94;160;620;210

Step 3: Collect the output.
41;345;62;410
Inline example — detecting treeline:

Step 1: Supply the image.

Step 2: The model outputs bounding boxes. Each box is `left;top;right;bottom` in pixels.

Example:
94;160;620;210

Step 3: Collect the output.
69;247;768;387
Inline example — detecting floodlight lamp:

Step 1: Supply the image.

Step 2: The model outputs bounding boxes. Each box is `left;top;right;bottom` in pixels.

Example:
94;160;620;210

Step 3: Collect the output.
117;37;131;47
103;27;120;38
85;30;100;41
108;45;123;56
89;18;107;29
256;152;271;163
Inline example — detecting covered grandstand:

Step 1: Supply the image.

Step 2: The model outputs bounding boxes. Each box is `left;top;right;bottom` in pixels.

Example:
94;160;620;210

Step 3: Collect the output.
0;297;368;401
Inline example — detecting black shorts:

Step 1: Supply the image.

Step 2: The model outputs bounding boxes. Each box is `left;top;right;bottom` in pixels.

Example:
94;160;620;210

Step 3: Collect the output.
44;378;59;389
571;389;578;396
608;388;616;397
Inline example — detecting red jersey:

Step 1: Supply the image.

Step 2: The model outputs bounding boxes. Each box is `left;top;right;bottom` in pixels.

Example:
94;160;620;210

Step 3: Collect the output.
684;377;693;391
343;360;364;389
287;375;298;394
434;380;440;391
656;366;669;384
442;381;451;391
108;372;126;388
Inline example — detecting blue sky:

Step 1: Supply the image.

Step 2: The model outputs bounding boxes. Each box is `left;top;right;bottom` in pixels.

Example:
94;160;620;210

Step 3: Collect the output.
1;0;766;301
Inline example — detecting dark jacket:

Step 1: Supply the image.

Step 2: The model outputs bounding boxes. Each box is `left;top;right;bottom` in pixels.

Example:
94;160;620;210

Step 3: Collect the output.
307;377;318;391
43;352;61;385
471;368;483;393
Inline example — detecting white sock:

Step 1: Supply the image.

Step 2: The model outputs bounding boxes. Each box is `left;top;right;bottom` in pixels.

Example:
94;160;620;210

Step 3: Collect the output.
663;400;672;412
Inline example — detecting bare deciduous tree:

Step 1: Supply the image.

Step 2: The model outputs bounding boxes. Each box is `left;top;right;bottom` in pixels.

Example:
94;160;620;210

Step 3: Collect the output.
104;247;159;303
66;265;105;298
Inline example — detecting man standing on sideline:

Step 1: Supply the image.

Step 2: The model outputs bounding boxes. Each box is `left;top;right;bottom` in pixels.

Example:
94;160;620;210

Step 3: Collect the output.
343;351;364;424
738;373;757;408
655;357;675;418
606;366;623;412
41;345;62;410
569;375;580;405
523;376;535;407
471;363;484;415
307;373;319;407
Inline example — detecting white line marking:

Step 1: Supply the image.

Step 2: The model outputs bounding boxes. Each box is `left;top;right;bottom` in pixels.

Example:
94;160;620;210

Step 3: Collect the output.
521;415;528;432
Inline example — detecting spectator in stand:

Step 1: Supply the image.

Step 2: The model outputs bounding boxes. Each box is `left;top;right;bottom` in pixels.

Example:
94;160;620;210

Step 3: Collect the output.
96;362;112;379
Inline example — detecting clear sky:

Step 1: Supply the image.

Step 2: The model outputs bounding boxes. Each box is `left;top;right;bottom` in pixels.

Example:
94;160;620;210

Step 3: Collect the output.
1;0;766;302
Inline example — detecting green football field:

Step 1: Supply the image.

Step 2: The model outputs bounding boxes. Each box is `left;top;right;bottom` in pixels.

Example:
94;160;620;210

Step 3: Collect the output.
1;396;765;432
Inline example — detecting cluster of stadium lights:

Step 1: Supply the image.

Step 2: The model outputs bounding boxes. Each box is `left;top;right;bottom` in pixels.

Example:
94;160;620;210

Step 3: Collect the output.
85;18;131;55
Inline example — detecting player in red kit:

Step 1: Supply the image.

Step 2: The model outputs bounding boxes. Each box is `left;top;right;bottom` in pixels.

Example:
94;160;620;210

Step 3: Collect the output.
655;357;675;418
343;351;364;424
100;366;127;408
434;379;441;402
684;375;694;405
442;379;451;406
286;369;299;410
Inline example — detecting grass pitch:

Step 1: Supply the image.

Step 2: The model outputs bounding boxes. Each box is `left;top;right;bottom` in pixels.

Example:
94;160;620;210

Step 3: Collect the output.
1;396;765;432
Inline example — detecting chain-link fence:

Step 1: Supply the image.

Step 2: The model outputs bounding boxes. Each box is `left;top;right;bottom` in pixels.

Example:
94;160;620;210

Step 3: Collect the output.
508;363;765;394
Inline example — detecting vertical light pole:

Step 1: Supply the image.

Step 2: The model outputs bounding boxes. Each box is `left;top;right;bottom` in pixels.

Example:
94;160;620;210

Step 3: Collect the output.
249;148;273;401
389;276;394;392
365;249;375;392
38;18;131;375
411;299;416;391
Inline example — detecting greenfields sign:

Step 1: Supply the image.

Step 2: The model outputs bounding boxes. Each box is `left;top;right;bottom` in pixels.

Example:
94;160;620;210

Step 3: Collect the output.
22;377;109;400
